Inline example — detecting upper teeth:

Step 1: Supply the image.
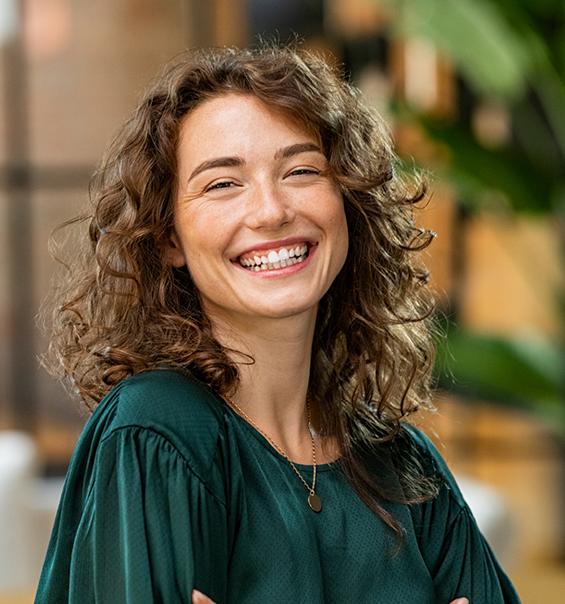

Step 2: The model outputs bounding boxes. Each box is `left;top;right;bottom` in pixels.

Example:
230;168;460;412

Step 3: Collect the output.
239;244;308;271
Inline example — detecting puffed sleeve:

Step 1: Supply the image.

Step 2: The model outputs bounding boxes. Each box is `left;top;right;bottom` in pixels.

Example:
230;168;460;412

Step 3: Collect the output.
65;427;229;603
35;369;234;604
36;429;228;604
408;428;521;603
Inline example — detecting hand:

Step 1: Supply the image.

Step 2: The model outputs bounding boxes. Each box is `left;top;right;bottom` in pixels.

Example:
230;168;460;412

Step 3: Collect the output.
192;590;469;604
192;590;216;604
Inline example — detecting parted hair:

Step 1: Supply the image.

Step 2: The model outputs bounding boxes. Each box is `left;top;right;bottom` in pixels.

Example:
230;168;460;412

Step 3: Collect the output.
44;44;439;540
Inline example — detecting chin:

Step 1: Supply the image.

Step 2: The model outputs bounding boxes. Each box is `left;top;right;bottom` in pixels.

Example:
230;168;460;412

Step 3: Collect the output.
256;301;318;320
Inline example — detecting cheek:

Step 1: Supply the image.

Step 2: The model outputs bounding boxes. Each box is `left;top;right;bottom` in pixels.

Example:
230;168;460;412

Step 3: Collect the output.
329;198;349;262
176;215;232;279
335;218;349;271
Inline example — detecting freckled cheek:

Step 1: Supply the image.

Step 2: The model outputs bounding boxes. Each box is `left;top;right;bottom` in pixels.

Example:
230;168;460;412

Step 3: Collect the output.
184;221;236;269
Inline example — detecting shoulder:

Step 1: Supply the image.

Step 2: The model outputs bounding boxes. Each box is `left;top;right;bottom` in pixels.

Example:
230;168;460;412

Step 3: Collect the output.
400;423;469;518
91;368;229;480
399;424;444;471
107;367;225;424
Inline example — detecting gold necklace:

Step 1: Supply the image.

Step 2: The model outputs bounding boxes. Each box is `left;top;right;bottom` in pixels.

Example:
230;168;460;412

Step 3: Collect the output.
225;397;323;513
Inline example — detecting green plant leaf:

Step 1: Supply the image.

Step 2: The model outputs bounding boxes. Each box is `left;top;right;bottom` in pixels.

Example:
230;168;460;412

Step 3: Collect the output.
435;326;564;405
417;118;555;213
382;0;531;99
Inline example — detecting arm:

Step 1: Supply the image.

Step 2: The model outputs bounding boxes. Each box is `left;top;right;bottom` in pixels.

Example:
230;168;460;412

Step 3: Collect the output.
36;426;230;603
75;428;229;602
407;427;521;603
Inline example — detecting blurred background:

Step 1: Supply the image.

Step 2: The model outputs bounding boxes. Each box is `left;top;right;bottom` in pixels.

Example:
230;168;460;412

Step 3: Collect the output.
0;0;564;601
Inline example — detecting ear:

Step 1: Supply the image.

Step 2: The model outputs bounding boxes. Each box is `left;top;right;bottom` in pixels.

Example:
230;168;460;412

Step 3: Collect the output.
167;230;187;268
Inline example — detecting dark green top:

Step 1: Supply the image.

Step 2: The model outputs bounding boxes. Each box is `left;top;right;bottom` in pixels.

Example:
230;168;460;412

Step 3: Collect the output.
35;368;520;603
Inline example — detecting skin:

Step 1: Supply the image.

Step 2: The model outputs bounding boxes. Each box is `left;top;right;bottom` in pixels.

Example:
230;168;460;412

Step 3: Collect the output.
170;93;347;459
170;93;468;604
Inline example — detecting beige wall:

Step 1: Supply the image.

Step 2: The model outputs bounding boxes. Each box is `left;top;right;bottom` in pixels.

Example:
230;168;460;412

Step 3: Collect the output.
0;0;193;429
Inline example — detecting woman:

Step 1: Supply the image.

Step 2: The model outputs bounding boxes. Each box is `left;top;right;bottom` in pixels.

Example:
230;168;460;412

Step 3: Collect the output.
35;45;520;603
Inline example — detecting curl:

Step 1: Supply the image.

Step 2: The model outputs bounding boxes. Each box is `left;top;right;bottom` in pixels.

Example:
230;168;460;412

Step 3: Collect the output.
41;43;439;542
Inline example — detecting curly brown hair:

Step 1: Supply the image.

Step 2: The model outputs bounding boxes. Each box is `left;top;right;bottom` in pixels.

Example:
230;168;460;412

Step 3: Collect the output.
44;43;438;540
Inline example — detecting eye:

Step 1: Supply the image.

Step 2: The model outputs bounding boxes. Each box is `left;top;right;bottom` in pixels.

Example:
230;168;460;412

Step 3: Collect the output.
288;168;320;177
205;180;236;192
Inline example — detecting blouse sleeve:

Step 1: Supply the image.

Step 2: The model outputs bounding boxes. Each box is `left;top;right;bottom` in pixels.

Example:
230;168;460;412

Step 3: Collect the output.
408;428;521;603
47;427;230;604
418;499;520;603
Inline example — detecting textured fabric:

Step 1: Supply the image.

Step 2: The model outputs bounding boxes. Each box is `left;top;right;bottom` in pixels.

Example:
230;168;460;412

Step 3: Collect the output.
35;368;521;603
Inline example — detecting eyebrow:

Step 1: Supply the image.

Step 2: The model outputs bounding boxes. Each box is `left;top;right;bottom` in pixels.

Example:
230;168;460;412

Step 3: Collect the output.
187;143;324;182
188;156;244;182
275;142;323;159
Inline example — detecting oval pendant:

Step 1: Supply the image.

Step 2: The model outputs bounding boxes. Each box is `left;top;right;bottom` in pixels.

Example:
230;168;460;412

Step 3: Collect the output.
308;492;322;512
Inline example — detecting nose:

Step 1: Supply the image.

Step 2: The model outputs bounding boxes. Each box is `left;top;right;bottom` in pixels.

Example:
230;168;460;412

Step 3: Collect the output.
246;180;294;230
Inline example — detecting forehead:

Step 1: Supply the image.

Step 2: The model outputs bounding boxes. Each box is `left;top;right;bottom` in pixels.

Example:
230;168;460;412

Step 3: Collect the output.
177;93;319;148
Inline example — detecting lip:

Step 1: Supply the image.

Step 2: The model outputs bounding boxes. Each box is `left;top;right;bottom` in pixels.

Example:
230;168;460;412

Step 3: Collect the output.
233;236;317;259
232;241;318;277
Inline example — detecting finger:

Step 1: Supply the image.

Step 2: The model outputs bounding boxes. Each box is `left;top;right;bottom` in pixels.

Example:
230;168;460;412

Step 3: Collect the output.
450;599;469;604
192;589;216;604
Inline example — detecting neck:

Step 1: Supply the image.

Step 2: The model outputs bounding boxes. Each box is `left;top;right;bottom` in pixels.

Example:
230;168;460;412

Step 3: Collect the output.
209;309;317;462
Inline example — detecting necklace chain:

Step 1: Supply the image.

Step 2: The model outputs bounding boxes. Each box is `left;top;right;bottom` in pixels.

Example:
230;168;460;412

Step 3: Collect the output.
224;396;322;512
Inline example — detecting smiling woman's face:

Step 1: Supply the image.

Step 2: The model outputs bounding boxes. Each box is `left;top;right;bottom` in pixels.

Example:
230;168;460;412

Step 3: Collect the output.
169;93;349;329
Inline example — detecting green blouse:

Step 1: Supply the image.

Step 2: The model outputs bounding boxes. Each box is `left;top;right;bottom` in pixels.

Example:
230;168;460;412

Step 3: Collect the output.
35;368;520;603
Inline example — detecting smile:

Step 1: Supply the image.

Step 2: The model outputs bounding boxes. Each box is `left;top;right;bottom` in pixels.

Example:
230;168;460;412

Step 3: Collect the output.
238;244;310;271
